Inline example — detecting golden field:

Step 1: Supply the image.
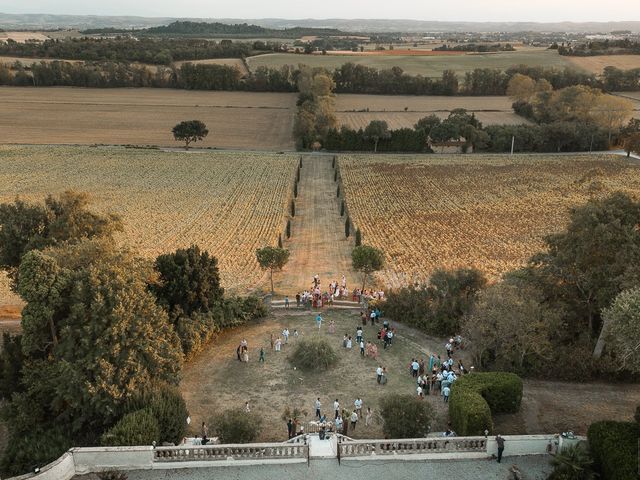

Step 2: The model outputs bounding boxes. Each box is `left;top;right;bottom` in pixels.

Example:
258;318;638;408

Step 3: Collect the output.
0;146;298;307
566;54;640;74
339;154;640;288
0;87;296;150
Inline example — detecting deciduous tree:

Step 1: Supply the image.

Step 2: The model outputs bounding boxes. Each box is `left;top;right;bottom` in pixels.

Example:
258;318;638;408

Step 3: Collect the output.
352;245;384;290
172;120;209;149
256;246;290;294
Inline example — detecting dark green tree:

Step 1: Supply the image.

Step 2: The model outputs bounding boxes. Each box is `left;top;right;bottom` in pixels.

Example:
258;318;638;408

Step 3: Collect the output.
172;120;209;149
152;245;224;318
213;408;262;443
101;409;160;446
355;228;362;246
363;120;391;152
352;245;385;290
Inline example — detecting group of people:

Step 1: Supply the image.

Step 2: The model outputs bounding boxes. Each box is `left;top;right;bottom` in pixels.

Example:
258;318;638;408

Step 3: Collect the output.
408;336;471;404
294;396;374;439
236;338;249;363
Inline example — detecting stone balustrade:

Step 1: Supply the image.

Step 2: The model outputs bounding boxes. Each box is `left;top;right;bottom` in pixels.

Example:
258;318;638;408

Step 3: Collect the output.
338;437;487;457
154;443;308;462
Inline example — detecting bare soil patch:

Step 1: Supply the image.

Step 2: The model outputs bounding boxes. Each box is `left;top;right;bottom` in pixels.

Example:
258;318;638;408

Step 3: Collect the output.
0;87;296;150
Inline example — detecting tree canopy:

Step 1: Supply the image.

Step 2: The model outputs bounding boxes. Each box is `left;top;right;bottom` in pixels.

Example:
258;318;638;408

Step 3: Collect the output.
351;245;385;290
172;120;209;149
256;246;290;294
380;394;434;438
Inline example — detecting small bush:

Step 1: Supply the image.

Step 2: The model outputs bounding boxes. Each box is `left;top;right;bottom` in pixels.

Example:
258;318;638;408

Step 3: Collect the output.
213;408;262;443
449;372;523;435
289;337;338;371
588;420;639;480
101;409;160;446
98;471;128;480
380;394;434;438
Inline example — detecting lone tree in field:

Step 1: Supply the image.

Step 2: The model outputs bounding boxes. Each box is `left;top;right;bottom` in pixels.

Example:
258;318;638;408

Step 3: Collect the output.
364;120;391;153
172;120;209;150
352;245;385;290
256;246;290;294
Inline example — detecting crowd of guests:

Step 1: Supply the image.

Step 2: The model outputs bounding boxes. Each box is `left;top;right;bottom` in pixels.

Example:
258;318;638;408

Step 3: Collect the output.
286;274;385;309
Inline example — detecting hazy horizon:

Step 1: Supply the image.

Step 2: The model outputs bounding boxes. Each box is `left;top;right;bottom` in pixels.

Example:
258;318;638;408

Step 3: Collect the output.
0;0;638;23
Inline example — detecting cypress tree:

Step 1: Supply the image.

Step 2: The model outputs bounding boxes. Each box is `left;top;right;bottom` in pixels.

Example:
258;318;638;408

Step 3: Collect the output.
332;156;336;168
299;156;302;168
294;181;298;198
355;228;362;246
340;200;345;217
334;169;338;182
278;234;283;248
286;219;291;238
337;185;340;198
345;217;350;238
291;199;295;217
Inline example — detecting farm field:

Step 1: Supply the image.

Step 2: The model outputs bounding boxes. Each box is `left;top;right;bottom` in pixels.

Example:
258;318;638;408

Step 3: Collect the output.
339;154;640;288
566;54;640;73
0;31;50;43
173;57;249;76
247;49;574;77
0;145;299;308
0;87;296;149
614;91;640;118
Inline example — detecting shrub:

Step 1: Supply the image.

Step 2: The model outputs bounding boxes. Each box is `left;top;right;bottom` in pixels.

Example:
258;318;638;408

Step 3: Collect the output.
548;442;595;480
0;427;71;476
289;337;338;371
587;420;639;480
125;383;188;445
213;408;262;443
98;471;128;480
101;409;160;446
449;372;523;435
380;394;434;438
0;333;24;400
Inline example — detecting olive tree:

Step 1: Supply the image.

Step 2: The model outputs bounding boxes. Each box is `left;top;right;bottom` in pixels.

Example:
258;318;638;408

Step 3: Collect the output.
172;120;209;150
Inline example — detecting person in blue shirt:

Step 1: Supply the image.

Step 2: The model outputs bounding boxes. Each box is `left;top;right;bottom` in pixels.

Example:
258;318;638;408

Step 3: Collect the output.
316;314;322;330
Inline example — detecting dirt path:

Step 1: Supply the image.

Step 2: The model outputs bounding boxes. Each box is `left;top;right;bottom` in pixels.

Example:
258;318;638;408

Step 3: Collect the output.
273;155;358;295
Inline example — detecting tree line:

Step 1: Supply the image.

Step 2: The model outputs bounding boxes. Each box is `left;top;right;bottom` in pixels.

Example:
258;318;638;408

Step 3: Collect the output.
0;37;259;65
1;57;638;94
0;192;266;475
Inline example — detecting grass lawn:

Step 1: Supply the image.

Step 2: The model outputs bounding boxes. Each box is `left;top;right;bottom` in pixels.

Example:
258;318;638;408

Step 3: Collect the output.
180;309;451;442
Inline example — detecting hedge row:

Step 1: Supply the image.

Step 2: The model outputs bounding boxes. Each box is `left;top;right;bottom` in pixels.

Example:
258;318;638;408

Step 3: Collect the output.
587;420;639;480
449;372;523;435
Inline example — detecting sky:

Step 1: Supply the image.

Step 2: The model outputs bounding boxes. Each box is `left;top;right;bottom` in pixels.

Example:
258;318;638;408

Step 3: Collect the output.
1;0;639;23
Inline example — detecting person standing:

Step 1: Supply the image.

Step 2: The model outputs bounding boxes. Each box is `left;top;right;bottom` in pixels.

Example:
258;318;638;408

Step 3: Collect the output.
333;399;340;419
285;296;290;308
275;338;282;352
356;326;363;344
259;347;265;363
201;422;208;438
296;292;301;308
287;418;294;439
346;336;353;349
335;415;343;433
316;313;323;330
376;365;383;384
354;398;363;415
283;328;290;344
350;410;358;430
315;398;322;419
442;385;450;403
360;340;365;356
495;435;505;463
270;333;275;350
365;407;373;426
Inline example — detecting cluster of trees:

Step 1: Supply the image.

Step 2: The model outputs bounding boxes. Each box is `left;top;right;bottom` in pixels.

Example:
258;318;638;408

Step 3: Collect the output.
0;61;301;92
434;43;515;52
0;37;256;65
0;192;265;475
507;74;636;147
293;67;338;149
559;38;640;56
2;58;638;94
388;192;640;380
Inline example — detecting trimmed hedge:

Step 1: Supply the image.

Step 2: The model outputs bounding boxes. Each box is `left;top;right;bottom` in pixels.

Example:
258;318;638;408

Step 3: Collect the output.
101;409;160;446
588;420;639;480
449;372;523;435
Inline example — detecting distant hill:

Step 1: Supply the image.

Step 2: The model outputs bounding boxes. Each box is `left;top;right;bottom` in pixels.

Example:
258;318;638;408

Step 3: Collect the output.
137;21;349;38
1;12;639;34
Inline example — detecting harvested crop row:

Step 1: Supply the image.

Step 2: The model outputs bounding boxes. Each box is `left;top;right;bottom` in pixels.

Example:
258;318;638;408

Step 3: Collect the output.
339;154;640;288
0;146;298;304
